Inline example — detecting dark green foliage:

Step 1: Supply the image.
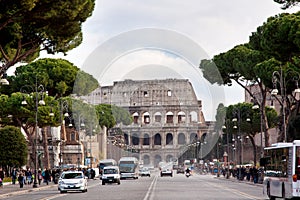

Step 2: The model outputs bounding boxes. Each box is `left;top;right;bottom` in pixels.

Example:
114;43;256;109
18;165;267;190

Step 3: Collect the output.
0;126;27;167
0;0;95;76
3;58;99;97
274;0;300;9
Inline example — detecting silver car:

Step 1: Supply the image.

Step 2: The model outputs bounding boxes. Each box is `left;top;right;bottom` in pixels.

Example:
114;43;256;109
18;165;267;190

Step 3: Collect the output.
58;171;88;193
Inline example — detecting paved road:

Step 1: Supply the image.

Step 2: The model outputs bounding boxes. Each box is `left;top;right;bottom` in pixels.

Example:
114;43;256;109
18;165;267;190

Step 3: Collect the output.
0;172;268;200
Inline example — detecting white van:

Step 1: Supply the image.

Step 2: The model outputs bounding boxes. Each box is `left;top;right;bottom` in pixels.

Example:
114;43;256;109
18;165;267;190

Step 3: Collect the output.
101;166;121;185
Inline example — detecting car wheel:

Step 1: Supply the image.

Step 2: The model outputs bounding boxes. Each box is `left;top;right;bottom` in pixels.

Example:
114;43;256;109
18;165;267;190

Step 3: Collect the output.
102;181;105;185
117;180;120;185
60;190;66;194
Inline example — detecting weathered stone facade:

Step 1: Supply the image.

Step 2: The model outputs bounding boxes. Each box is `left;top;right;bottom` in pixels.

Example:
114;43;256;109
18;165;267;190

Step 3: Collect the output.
84;79;211;167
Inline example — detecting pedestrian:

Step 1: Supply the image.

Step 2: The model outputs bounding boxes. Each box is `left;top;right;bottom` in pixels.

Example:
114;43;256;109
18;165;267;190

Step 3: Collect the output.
0;168;4;187
11;168;17;184
252;166;258;183
38;169;42;185
43;168;50;185
18;172;24;188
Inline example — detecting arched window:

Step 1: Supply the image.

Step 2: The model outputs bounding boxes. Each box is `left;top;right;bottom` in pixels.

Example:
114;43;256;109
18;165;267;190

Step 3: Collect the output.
190;133;197;143
154;112;162;122
154;155;162;167
71;132;76;141
132;112;139;124
154;133;161;145
189;111;198;122
143;134;150;145
166;111;173;123
166;133;173;145
143;155;150;165
143;112;150;124
178;111;186;123
132;133;139;145
178;133;186;144
166;155;173;162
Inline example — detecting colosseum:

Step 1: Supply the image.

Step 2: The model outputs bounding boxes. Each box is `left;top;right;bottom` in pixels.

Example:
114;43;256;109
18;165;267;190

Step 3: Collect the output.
84;78;212;167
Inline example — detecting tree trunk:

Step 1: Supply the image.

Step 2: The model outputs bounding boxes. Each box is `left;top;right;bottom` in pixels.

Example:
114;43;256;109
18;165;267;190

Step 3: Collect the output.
42;127;50;169
249;135;257;166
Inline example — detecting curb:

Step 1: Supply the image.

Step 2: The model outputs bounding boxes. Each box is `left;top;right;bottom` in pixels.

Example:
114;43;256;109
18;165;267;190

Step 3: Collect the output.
0;185;56;199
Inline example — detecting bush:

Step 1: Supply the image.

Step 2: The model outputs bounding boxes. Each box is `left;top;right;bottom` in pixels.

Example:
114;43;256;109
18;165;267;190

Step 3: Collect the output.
3;177;12;183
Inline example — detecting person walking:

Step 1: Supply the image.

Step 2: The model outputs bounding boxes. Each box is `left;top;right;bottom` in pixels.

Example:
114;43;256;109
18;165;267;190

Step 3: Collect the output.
43;168;51;185
18;172;24;188
11;168;17;184
38;169;43;185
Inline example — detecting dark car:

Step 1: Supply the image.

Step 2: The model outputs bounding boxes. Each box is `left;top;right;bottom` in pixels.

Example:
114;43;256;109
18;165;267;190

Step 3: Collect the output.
176;167;185;174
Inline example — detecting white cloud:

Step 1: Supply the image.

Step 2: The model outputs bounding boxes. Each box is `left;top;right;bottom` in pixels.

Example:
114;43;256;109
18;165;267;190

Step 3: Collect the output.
39;0;299;120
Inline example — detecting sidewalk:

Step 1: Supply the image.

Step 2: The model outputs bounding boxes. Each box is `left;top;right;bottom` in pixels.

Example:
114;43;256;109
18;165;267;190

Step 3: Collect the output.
0;181;56;199
214;174;263;187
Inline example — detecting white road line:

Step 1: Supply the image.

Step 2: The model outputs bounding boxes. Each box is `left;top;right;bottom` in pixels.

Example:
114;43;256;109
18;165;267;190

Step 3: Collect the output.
205;181;261;200
143;175;158;200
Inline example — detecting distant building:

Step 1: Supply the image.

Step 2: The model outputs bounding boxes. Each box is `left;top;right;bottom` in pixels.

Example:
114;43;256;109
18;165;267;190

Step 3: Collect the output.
82;79;212;167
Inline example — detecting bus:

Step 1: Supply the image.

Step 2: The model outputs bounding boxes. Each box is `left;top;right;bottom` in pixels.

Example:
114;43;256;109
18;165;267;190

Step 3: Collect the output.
260;140;300;200
118;157;139;179
98;159;117;177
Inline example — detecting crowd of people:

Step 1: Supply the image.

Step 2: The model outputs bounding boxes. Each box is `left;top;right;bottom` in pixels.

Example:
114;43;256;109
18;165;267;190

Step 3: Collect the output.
220;165;264;183
0;166;96;188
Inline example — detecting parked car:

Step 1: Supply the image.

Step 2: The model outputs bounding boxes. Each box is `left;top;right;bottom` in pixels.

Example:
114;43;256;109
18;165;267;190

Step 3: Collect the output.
58;171;88;193
139;167;151;177
101;166;121;185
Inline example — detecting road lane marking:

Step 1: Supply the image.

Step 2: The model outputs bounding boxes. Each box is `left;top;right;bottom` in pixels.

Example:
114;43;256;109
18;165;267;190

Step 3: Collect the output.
143;175;158;200
205;181;262;200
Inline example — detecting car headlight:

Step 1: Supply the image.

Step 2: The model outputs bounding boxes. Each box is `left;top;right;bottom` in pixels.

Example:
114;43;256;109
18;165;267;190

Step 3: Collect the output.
79;180;83;184
102;175;107;179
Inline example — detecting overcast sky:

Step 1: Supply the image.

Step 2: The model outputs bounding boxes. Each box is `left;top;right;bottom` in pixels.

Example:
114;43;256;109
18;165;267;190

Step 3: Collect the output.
40;0;299;120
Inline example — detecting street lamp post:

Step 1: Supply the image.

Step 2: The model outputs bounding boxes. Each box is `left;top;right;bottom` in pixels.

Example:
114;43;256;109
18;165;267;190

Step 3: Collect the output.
272;68;300;142
59;100;69;169
21;76;45;188
76;115;85;169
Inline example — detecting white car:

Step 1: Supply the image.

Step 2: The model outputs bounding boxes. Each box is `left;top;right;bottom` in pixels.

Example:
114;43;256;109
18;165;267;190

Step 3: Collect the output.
160;165;173;177
139;167;151;177
58;171;88;193
102;166;121;185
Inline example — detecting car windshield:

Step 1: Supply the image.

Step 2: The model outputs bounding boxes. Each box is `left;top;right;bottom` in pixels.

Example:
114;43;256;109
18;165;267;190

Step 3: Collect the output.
62;173;83;179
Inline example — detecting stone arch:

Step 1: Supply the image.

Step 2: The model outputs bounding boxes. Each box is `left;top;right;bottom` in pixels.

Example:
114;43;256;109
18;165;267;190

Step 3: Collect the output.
154;133;161;145
143;133;150;145
154;155;162;167
143;111;150;124
166;111;174;123
166;154;173;162
190;133;197;143
143;155;150;165
178;133;186;144
177;111;186;123
166;133;173;145
132;133;139;145
189;111;198;122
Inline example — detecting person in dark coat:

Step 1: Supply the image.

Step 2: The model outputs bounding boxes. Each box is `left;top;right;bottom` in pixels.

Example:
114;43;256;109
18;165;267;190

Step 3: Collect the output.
18;172;24;188
43;168;51;185
11;168;17;184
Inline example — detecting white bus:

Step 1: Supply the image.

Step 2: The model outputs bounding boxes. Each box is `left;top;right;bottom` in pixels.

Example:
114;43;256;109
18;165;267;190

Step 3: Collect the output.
119;157;139;179
260;140;300;200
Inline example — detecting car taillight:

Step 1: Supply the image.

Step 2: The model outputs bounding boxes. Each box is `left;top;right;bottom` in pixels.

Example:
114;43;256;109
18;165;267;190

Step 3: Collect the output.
293;174;297;182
